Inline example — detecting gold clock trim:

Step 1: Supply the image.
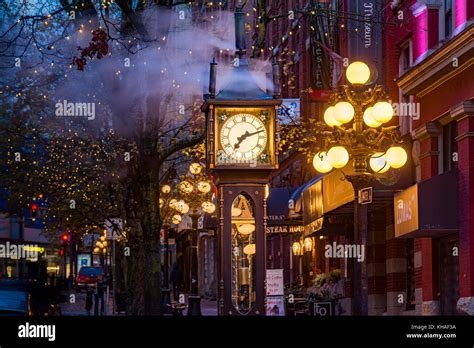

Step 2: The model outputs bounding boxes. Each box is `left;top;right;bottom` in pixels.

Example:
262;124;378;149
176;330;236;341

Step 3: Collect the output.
213;107;276;168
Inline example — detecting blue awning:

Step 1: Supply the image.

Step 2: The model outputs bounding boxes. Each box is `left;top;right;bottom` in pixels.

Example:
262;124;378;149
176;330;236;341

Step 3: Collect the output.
266;187;299;226
287;175;324;219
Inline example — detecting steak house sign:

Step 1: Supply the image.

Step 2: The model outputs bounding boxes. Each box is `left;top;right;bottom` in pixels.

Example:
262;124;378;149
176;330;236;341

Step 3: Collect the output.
266;225;304;234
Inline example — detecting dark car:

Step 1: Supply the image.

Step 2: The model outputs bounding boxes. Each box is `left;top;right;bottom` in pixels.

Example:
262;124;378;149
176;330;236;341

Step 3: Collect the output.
76;267;105;292
0;280;61;316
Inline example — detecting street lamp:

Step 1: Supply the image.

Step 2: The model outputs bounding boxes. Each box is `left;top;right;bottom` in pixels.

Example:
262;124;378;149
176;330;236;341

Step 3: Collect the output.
176;162;215;316
160;180;188;308
306;61;407;315
94;234;107;267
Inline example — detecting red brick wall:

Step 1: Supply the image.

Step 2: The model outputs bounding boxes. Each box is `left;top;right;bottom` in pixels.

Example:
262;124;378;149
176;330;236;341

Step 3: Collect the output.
456;111;474;297
419;135;439;180
415;65;474;127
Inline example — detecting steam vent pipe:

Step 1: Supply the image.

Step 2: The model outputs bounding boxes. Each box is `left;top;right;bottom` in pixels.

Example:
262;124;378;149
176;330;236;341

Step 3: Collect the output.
272;57;281;98
209;57;217;98
235;7;246;58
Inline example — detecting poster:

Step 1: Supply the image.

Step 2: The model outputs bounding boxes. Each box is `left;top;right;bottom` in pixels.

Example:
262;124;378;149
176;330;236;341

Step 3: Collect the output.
266;296;285;316
77;254;91;272
266;269;284;296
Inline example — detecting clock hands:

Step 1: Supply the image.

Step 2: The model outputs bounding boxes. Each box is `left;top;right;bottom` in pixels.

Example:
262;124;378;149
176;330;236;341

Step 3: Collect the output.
234;129;265;150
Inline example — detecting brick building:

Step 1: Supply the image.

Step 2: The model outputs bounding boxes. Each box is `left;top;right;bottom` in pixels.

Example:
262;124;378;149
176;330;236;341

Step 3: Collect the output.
392;0;474;315
196;0;473;315
247;0;473;315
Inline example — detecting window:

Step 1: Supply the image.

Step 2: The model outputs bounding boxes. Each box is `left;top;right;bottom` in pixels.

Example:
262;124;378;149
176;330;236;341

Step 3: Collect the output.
231;193;256;314
444;0;453;38
398;95;413;135
398;40;413;135
399;41;412;74
442;122;458;172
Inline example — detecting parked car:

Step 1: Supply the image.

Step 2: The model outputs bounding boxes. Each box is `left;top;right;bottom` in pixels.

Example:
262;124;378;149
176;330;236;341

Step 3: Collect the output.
76;267;105;292
0;279;61;316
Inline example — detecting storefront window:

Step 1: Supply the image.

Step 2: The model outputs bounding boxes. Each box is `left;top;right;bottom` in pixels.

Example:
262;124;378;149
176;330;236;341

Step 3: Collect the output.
231;193;256;314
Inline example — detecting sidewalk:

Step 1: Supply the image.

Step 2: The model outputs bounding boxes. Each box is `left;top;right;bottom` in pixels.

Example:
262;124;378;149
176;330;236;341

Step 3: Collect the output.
182;295;218;316
60;291;218;316
59;290;116;316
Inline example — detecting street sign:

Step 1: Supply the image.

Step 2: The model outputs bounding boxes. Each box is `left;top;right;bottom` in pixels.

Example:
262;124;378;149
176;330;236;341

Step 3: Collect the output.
77;254;91;271
198;215;204;229
105;218;123;240
358;187;373;205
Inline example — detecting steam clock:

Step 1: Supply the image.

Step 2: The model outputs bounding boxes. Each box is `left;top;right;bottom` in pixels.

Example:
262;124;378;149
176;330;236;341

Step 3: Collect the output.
202;8;281;316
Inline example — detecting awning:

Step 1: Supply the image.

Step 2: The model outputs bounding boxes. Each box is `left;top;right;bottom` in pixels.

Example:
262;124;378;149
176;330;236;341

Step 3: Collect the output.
267;187;300;225
290;158;415;237
288;175;324;218
202;188;303;231
394;169;458;238
288;171;355;236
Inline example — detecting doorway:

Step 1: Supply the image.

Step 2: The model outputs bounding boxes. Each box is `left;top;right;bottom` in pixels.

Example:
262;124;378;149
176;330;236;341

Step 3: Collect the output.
438;234;459;315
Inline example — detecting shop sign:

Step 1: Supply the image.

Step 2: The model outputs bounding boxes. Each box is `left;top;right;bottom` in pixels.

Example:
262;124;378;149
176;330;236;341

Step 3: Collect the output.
303;180;323;232
267;214;286;223
304;217;324;236
323;170;354;213
266;269;284;296
347;0;383;83
265;225;304;234
394;184;419;238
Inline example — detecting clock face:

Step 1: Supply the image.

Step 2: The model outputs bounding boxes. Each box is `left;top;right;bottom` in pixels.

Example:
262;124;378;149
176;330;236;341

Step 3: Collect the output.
220;113;268;160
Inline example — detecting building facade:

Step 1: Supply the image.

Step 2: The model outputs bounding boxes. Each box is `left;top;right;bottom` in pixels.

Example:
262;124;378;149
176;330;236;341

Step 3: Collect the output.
393;0;474;315
246;0;473;315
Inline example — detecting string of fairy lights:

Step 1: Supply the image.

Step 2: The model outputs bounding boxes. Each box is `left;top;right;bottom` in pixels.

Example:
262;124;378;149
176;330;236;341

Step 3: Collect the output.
2;0;433;98
0;0;443;243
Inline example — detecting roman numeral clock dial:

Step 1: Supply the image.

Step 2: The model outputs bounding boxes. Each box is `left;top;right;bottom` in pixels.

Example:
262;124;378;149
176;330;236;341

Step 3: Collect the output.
220;113;268;162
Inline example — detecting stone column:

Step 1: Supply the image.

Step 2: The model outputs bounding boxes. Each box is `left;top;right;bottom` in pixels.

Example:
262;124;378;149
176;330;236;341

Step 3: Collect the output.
385;206;408;315
368;209;387;315
454;0;474;30
410;1;441;61
413;122;442;315
452;100;474;315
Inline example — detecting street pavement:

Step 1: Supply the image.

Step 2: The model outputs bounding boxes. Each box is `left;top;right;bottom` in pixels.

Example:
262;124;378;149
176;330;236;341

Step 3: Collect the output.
59;290;116;316
183;296;218;316
60;291;218;316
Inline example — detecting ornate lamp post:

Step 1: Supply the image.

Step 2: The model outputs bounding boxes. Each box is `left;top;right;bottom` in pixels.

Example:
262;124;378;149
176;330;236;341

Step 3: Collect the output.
307;61;408;315
176;162;216;316
94;234;108;267
159;182;180;308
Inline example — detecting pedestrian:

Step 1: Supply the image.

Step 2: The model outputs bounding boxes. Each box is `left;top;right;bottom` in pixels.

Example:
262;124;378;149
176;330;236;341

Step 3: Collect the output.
85;289;93;316
170;263;180;302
